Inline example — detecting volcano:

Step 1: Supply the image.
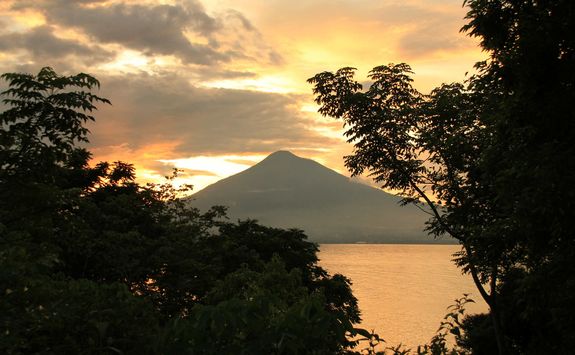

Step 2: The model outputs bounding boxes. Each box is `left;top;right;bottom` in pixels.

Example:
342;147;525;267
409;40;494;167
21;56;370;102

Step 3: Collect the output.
189;151;450;244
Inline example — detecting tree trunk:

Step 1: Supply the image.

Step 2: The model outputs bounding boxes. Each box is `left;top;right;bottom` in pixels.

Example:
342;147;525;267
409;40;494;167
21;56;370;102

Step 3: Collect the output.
489;266;506;355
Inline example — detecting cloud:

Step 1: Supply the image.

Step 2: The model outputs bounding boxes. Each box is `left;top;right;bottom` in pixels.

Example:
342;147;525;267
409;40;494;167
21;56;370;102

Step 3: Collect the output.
49;1;222;64
224;9;256;32
89;72;338;158
0;25;115;65
373;2;474;58
144;160;218;177
12;0;281;66
181;169;219;177
201;69;257;80
397;20;469;57
0;0;482;187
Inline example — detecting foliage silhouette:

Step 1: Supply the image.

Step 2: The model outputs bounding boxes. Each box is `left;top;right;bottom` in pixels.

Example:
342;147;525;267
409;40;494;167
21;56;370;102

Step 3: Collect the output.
309;0;575;353
0;68;364;354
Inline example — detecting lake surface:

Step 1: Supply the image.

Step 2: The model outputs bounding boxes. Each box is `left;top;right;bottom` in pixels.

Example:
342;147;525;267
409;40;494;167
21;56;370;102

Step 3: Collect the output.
318;244;488;349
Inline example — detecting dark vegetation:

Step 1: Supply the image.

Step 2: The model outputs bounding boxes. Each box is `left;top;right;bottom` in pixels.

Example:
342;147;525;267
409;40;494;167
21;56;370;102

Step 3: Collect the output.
309;0;575;353
0;68;364;354
2;0;573;354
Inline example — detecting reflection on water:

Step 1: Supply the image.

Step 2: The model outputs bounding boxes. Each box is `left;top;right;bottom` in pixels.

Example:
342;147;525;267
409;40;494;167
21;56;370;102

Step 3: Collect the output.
318;244;488;349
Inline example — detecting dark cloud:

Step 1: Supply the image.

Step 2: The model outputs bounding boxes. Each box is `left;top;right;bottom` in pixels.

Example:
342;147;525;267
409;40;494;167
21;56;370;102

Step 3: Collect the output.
224;10;257;32
89;72;337;157
144;161;178;176
227;159;261;166
53;1;223;64
144;161;217;177
13;0;281;66
0;25;115;65
209;70;257;79
181;169;219;177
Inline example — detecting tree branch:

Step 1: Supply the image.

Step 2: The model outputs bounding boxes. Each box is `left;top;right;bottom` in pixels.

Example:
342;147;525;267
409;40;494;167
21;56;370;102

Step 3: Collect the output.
409;180;493;307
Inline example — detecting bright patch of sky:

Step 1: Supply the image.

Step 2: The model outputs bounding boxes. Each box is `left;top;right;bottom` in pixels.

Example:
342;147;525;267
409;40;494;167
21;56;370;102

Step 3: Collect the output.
0;0;485;191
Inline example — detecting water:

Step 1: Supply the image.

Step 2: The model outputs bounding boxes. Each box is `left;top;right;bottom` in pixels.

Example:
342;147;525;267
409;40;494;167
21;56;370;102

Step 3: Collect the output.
318;244;488;349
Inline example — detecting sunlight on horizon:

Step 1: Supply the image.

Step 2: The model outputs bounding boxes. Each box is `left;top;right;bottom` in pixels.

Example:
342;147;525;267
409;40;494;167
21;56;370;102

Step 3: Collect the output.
200;76;297;94
0;0;485;187
158;154;266;192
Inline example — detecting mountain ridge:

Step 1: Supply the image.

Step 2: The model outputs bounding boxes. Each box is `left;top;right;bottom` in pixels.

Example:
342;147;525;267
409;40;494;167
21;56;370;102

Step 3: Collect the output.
189;151;453;244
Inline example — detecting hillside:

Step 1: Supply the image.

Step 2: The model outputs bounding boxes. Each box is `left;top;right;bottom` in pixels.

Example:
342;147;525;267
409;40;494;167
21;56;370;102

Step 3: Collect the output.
189;151;452;243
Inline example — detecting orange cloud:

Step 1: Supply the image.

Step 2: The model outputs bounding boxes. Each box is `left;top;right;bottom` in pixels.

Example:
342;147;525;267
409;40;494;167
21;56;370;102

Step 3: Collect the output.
0;0;485;190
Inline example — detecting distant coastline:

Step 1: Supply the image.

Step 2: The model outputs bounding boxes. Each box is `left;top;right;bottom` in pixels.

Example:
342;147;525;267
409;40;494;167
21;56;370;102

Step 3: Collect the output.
317;239;458;245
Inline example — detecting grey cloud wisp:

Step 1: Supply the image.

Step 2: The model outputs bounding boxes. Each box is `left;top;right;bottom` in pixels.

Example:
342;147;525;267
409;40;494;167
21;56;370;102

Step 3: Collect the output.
9;0;282;66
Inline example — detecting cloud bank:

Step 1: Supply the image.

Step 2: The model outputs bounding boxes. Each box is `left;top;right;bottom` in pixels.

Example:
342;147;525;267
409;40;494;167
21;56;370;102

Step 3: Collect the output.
0;0;483;190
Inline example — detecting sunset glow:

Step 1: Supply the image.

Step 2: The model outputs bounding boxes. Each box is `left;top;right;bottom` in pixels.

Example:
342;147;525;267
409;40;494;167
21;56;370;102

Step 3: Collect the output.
201;76;296;94
0;0;485;189
100;50;154;73
160;154;266;191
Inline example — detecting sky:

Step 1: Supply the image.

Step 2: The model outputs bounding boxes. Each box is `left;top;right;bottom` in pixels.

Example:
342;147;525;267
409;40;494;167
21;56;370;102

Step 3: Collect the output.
0;0;484;192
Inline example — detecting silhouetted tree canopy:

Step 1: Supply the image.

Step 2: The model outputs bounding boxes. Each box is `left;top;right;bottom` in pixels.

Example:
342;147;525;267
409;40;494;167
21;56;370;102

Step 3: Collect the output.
0;68;364;354
309;0;575;354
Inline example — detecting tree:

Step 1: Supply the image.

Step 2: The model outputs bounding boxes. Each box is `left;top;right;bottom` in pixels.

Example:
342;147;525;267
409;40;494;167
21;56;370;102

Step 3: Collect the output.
0;67;163;354
462;0;575;352
308;63;506;352
308;0;575;353
0;67;110;182
0;67;111;245
1;67;366;354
